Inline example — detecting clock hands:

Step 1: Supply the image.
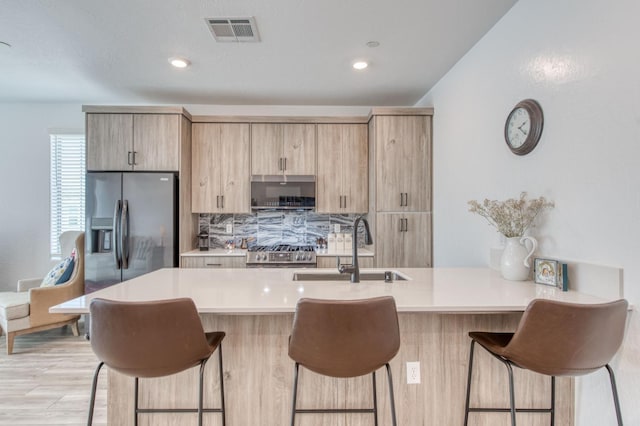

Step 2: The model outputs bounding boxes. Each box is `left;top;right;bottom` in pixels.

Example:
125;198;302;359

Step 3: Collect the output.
517;122;528;135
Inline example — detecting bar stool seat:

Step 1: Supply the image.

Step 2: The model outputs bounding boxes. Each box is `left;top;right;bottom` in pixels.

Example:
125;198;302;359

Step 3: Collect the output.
86;297;226;426
464;298;628;426
288;296;400;426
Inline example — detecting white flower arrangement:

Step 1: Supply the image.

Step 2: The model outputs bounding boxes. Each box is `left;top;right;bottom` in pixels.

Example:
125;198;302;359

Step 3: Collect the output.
468;192;554;238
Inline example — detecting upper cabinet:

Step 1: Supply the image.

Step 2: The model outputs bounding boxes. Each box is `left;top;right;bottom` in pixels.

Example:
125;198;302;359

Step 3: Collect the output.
371;114;431;212
192;123;250;213
86;113;180;171
317;124;368;213
251;123;316;175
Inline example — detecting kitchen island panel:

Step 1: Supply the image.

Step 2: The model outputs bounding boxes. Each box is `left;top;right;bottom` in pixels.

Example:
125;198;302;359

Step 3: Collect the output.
106;312;571;426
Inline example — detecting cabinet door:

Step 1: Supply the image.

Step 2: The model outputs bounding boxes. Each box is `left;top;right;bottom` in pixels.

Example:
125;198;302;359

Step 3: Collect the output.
283;124;316;175
375;116;429;212
375;214;406;268
341;124;368;213
133;114;180;171
316;124;344;213
251;124;282;175
191;123;221;213
401;213;432;267
181;256;246;268
219;123;250;213
86;114;133;171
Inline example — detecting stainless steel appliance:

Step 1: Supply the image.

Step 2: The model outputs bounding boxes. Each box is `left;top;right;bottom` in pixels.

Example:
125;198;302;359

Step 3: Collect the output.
250;175;315;210
246;245;317;268
85;172;178;293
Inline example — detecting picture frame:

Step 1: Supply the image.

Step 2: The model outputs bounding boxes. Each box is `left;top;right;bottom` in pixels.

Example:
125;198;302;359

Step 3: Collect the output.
534;257;568;291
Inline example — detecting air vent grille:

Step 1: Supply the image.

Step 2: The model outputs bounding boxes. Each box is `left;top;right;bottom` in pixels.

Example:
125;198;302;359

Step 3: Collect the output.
206;17;260;42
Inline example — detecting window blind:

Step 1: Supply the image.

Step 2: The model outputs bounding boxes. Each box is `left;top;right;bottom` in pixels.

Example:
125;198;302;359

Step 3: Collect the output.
50;133;85;257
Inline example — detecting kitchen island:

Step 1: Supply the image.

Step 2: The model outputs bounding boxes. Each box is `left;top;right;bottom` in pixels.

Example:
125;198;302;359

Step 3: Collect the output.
52;267;615;426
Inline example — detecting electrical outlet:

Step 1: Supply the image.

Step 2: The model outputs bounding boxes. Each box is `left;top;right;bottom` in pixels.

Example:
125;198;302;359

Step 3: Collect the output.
226;224;233;234
407;361;421;384
334;224;340;233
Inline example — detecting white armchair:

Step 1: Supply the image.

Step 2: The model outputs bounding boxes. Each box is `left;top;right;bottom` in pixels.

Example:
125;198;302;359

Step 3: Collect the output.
0;232;85;354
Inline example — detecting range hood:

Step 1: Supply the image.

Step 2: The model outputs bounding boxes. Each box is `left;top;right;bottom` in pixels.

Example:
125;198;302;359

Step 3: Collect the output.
250;175;316;210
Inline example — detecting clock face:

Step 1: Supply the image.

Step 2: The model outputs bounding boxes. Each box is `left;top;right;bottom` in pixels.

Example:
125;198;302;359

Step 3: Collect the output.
506;107;531;149
504;99;544;155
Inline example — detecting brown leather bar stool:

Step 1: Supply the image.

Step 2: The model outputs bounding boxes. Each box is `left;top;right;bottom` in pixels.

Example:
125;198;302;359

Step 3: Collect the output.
464;298;628;426
86;298;226;426
288;296;400;426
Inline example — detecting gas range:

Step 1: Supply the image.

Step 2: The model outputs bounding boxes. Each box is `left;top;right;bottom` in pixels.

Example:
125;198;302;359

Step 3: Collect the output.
246;245;317;268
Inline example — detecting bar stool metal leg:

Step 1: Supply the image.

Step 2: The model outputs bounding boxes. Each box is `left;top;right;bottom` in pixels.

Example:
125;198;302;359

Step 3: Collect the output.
134;377;139;426
87;361;104;426
505;361;517;426
463;340;476;426
550;376;555;426
372;371;378;426
198;359;208;426
605;364;624;426
218;344;226;426
290;362;300;426
385;363;398;426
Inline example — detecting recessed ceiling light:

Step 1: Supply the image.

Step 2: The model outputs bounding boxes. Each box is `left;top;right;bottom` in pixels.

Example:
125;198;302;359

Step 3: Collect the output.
366;41;380;48
353;61;368;70
168;57;191;68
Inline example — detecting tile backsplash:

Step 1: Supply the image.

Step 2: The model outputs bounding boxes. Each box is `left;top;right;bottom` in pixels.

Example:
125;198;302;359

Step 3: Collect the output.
199;212;366;249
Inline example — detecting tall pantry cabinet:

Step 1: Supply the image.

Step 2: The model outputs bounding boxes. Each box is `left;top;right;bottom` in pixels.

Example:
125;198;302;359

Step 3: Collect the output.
368;108;433;267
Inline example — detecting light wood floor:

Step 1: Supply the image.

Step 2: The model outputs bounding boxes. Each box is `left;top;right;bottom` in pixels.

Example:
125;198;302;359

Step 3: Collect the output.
0;325;107;425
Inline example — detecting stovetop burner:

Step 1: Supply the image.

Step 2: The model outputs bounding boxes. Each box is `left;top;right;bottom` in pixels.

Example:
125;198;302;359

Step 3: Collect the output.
246;244;317;266
248;245;315;253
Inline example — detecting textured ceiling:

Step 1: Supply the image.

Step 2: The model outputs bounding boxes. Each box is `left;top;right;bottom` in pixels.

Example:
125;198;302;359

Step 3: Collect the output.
0;0;516;106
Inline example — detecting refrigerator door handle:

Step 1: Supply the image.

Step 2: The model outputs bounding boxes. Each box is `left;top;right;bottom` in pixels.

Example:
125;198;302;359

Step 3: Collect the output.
113;200;122;269
121;200;130;269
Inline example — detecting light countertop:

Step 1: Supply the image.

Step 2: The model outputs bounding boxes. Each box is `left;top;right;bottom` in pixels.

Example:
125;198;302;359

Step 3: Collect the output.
181;248;374;257
51;267;611;315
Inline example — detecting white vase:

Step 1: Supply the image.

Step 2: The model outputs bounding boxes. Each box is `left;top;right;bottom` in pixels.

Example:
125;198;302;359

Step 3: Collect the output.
500;236;538;281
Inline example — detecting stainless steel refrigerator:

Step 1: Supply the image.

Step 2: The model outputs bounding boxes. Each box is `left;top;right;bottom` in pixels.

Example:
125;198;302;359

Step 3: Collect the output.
85;172;178;293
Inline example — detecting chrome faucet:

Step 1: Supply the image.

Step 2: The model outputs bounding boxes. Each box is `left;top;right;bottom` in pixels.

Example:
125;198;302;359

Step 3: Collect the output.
337;216;373;283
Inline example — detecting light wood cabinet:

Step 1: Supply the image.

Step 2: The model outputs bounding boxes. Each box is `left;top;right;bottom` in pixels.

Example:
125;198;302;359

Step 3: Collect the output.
181;256;246;268
372;115;431;212
317;124;368;213
317;256;374;269
375;213;431;268
192;123;250;213
86;113;180;171
251;123;316;175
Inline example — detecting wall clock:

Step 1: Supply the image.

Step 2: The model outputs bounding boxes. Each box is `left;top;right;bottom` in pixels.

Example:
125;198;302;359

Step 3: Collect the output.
504;99;544;155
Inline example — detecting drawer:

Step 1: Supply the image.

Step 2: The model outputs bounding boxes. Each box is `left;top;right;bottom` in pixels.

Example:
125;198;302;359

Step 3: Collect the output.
181;256;246;268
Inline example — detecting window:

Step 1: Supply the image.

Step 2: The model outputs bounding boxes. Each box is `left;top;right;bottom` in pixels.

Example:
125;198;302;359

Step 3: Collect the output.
50;133;85;257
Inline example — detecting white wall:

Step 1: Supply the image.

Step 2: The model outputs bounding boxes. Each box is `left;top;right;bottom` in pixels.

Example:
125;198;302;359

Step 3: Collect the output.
0;103;84;292
417;0;639;424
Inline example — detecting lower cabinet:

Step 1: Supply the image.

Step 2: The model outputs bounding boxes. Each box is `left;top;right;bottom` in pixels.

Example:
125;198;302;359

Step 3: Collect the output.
317;256;375;269
375;213;432;268
181;256;246;268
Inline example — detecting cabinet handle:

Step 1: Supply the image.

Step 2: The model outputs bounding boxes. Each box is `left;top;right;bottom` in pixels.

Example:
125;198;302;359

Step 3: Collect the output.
132;151;137;166
127;151;133;166
221;195;224;209
400;193;403;207
344;196;347;209
398;218;403;233
283;158;287;171
216;195;220;208
404;193;409;207
279;158;283;171
205;263;223;267
404;218;408;232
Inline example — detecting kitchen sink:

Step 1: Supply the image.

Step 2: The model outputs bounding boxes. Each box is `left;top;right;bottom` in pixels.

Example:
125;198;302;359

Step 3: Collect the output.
292;271;409;282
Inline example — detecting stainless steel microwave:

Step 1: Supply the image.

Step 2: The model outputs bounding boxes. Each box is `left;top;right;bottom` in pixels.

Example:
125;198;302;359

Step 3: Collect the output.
250;175;315;210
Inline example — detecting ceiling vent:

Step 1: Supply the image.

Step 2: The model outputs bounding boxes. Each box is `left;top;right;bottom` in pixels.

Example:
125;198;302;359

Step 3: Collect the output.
205;17;260;42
